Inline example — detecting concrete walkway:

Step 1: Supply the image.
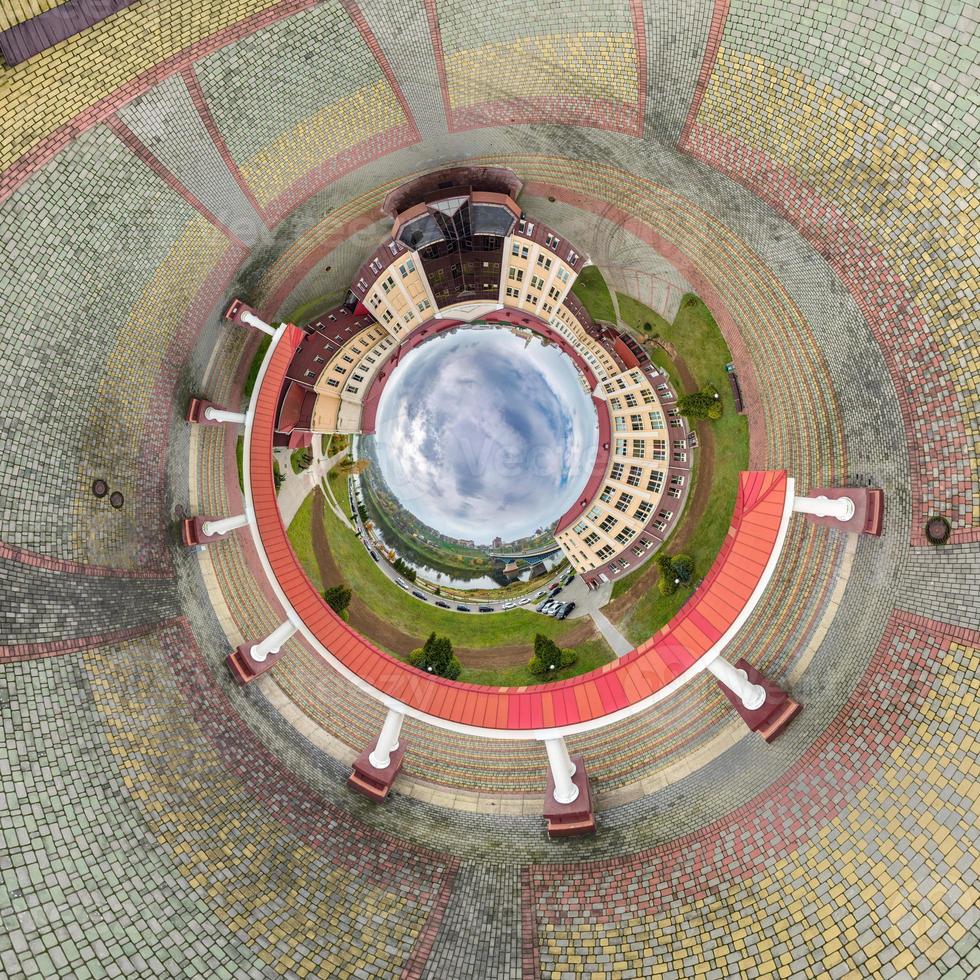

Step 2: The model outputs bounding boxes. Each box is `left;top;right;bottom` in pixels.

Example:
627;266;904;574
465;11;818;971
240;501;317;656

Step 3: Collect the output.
589;608;634;658
274;445;349;527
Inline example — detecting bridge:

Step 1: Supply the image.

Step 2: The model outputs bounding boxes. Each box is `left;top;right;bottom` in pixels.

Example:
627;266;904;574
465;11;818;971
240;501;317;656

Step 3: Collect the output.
487;543;564;565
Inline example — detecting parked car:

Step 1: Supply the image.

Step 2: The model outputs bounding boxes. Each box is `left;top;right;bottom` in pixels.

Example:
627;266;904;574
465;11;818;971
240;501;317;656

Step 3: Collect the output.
557;601;576;620
549;603;565;617
536;600;553;613
502;600;516;609
412;590;427;601
435;600;450;609
562;572;576;586
396;578;407;588
370;550;379;561
478;606;494;613
517;596;532;605
548;585;562;598
456;605;470;612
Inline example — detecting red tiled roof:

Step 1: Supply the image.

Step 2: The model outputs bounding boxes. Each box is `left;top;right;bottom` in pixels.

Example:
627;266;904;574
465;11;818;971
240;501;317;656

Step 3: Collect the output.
250;330;790;734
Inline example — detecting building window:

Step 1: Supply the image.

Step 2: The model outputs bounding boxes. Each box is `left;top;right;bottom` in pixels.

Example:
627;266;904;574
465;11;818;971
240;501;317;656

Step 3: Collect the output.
649;411;664;429
584;531;600;547
600;485;615;503
614;492;633;512
557;267;569;283
625;393;638;407
647;471;664;493
610;462;624;481
346;384;358;393
327;378;339;388
511;242;520;256
596;544;615;560
587;506;602;521
627;465;642;487
615;526;635;544
599;514;617;533
635;501;653;522
632;440;645;458
304;370;315;378
313;355;324;364
573;520;588;534
399;258;415;276
614;416;627;432
630;414;643;431
418;299;431;312
615;438;627;456
652;440;666;461
609;396;622;410
642;389;655;404
382;275;395;294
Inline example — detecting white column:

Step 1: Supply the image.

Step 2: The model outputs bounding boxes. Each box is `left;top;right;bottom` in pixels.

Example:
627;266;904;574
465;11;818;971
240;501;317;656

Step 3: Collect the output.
203;406;247;425
201;513;250;537
544;737;579;805
369;709;405;770
241;310;277;336
793;494;855;522
248;621;296;664
707;656;767;711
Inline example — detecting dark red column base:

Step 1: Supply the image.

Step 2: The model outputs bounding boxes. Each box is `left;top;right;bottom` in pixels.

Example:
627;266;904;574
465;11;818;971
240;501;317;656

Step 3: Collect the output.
186;397;224;425
543;755;596;837
225;643;285;684
347;739;407;802
715;659;801;743
801;486;884;536
181;517;208;547
224;297;261;325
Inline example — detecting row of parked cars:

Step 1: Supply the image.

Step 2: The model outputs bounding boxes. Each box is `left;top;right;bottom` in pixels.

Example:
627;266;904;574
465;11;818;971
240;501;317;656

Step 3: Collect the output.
537;598;576;620
396;579;495;612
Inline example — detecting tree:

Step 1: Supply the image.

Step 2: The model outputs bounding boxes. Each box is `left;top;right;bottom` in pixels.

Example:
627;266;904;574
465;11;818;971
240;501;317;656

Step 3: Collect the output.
409;632;461;680
676;388;717;420
671;554;695;584
323;584;352;616
528;633;577;676
657;553;677;596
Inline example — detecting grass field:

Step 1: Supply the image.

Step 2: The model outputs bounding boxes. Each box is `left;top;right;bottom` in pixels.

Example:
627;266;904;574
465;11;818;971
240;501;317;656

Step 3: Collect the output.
609;293;750;644
287;492;615;684
243;335;271;398
571;265;616;322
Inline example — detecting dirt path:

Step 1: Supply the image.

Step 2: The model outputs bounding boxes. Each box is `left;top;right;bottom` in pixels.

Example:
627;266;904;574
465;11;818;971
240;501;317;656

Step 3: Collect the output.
308;493;596;667
604;346;715;625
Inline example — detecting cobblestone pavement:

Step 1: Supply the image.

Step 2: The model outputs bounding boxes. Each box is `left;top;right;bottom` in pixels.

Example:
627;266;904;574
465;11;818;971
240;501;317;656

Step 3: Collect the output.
1;1;977;978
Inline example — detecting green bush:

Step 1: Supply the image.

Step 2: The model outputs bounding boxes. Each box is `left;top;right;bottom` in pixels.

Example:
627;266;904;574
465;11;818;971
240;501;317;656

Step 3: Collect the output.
657;553;677;596
392;557;417;582
671;554;695;584
273;460;285;492
409;632;461;680
527;634;577;676
677;388;720;420
323;584;352;615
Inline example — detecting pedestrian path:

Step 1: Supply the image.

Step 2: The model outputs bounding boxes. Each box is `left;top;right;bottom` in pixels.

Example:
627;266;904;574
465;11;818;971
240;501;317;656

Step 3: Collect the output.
589;607;634;657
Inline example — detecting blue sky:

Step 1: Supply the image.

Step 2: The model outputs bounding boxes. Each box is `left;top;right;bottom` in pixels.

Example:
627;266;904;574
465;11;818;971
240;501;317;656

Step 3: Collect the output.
372;327;598;543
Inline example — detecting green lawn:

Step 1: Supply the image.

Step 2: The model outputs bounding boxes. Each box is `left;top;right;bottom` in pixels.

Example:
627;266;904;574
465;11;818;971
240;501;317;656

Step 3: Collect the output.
236;436;245;492
456;638;614;687
617;293;671;336
290;447;311;474
283;291;347;329
243;335;271;398
609;293;750;645
570;265;616;323
286;491;616;684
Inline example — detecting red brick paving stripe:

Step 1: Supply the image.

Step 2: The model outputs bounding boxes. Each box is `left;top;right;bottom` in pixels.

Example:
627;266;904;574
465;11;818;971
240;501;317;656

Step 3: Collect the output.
0;540;172;579
629;0;647;138
520;867;542;980
340;0;421;144
677;0;730;150
525;609;980;910
104;115;248;247
449;97;643;138
0;616;185;663
400;858;461;980
686;122;973;544
180;65;271;229
422;0;452;133
0;0;319;205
